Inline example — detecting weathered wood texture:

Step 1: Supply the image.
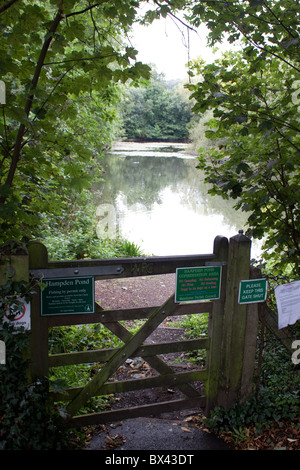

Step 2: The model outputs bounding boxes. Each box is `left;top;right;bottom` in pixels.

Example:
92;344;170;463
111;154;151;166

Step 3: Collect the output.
218;232;255;409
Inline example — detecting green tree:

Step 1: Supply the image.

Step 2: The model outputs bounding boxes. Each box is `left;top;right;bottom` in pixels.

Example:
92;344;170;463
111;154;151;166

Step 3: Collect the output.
119;72;192;140
183;0;300;274
0;0;150;241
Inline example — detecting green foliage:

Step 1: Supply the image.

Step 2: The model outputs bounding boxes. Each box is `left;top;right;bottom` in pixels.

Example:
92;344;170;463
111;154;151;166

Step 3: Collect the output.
121;240;144;257
174;312;209;338
49;323;123;357
205;329;300;438
188;109;225;153
0;279;80;450
39;186;144;260
170;313;209;365
119;73;192;141
187;0;299;64
0;0;150;242
48;323;123;402
186;0;300;274
48;319;145;401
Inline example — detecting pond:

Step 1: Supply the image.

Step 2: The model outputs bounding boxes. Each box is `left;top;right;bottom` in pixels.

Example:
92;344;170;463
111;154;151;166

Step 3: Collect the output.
94;141;261;259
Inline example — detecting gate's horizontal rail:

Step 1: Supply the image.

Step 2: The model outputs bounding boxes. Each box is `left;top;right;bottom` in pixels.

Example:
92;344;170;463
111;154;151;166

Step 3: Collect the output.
46;301;212;327
52;369;208;402
69;396;207;427
30;252;218;280
49;337;210;367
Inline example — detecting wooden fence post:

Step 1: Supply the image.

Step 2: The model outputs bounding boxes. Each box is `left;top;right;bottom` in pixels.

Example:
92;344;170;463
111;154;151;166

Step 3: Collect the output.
0;244;29;285
240;265;260;402
205;235;229;415
0;242;30;377
28;241;49;380
218;230;252;409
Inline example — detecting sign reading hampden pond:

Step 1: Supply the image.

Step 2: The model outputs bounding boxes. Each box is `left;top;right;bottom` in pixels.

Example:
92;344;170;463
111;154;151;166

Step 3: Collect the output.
41;277;95;316
175;266;222;303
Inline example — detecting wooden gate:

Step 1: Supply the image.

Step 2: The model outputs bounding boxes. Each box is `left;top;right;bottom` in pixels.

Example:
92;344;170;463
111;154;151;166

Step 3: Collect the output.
23;232;258;427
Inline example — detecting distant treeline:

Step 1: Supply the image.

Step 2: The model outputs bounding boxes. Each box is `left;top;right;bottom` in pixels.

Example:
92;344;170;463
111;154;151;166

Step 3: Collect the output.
118;73;192;142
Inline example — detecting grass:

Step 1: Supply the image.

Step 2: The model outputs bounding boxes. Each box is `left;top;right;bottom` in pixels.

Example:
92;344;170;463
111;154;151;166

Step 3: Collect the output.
168;313;209;366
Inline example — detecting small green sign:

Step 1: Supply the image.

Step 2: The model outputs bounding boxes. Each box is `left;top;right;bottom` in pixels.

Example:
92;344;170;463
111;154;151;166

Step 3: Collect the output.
175;266;222;303
41;277;95;316
238;279;267;304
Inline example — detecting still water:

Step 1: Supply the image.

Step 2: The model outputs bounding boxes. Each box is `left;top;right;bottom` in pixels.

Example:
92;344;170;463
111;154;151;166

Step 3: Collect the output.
95;141;261;258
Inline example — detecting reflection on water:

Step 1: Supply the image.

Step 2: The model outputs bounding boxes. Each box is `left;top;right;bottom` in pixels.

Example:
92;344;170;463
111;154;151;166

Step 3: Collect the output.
94;141;260;258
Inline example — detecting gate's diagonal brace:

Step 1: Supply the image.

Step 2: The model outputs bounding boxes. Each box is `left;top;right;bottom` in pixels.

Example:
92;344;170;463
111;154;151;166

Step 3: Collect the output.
66;294;177;416
102;318;202;399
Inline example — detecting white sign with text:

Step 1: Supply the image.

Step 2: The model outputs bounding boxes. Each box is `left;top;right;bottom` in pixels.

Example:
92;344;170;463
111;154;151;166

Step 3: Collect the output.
275;281;300;329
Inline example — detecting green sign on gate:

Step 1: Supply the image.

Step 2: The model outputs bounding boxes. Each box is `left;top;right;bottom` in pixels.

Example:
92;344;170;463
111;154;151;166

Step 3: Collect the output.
175;266;222;303
41;276;95;316
238;278;267;304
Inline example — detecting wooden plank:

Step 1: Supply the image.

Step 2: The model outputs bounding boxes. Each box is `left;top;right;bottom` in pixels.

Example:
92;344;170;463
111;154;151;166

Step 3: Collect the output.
218;232;251;409
49;337;210;367
45;253;217;280
95;369;207;395
28;241;49;380
52;369;207;402
240;301;259;401
46;301;213;327
174;302;212;315
66;295;178;416
69;396;207;427
47;306;154;327
205;236;228;415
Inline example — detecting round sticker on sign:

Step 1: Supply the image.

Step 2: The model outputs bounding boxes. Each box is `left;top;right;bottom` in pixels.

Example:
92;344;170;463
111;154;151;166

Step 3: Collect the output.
5;303;26;321
2;297;31;330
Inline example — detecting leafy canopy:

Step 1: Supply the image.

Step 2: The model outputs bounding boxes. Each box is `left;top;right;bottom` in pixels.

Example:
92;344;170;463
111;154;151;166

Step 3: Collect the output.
119;72;192;141
183;0;300;274
0;0;150;241
1;0;300;275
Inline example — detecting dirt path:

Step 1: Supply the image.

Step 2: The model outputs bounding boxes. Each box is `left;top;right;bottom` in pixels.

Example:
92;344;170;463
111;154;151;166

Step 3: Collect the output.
95;273;176;310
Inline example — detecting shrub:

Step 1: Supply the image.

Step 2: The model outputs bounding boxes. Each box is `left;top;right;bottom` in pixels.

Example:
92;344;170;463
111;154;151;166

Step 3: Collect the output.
0;280;81;450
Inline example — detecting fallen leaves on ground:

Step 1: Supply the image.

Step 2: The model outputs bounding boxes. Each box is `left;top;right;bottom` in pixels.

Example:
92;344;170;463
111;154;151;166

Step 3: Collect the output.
105;432;126;449
186;416;300;450
181;426;192;433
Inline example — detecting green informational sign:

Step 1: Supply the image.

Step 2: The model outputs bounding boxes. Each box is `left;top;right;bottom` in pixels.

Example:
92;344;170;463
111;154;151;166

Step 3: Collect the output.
41;277;95;316
175;266;222;303
238;279;267;304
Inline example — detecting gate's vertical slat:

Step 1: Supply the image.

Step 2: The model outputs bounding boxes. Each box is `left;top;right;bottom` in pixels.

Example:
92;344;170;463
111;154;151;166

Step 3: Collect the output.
205;235;229;415
219;231;252;409
240;266;260;401
28;241;49;380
